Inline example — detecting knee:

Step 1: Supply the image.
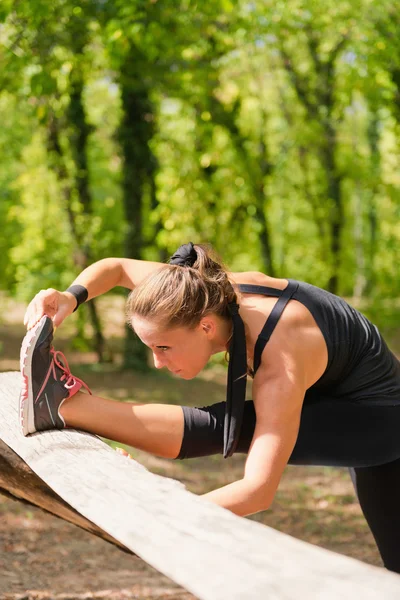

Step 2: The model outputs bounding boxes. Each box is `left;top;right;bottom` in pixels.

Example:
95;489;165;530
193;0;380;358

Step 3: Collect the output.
175;401;256;459
175;403;225;460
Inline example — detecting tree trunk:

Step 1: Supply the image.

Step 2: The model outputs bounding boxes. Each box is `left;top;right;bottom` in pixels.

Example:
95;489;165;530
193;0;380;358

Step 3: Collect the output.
364;113;380;294
209;98;275;275
46;104;109;363
353;184;366;300
119;45;157;370
390;66;400;125
253;183;275;276
67;65;110;363
321;123;343;294
281;36;347;293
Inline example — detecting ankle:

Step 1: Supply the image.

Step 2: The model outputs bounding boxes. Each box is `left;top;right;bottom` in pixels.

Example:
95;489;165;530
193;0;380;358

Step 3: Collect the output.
59;391;85;423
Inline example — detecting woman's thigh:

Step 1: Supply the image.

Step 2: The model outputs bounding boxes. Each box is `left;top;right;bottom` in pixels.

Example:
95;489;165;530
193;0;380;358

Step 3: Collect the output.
177;394;400;467
176;401;256;459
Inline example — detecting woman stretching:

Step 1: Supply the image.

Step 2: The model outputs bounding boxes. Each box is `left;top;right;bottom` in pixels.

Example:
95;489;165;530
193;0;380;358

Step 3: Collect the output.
20;243;400;573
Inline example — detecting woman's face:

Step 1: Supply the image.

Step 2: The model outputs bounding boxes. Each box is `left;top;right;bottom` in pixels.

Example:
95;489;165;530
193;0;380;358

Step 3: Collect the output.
131;315;223;380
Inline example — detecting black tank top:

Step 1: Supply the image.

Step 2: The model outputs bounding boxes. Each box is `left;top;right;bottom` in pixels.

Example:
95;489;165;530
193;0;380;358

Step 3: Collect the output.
239;279;400;405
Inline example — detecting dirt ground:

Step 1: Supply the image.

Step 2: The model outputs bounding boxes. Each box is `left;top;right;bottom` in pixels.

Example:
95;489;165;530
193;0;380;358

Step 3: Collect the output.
0;493;195;600
0;294;388;599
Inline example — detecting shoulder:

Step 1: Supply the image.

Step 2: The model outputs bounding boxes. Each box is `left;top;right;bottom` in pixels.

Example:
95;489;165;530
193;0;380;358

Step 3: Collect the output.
245;298;328;390
229;271;289;290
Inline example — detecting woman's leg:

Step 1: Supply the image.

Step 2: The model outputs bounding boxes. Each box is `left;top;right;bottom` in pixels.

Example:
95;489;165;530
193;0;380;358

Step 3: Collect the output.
60;392;184;459
61;396;256;461
349;459;400;573
21;316;184;456
60;387;400;465
58;389;400;573
177;401;256;459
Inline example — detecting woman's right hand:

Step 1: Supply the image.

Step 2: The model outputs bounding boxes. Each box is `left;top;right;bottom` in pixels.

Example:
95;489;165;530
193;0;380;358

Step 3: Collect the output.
24;289;78;330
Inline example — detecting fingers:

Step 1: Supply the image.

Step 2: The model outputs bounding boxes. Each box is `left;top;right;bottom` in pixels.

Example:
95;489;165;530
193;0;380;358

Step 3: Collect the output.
52;314;63;328
24;288;58;330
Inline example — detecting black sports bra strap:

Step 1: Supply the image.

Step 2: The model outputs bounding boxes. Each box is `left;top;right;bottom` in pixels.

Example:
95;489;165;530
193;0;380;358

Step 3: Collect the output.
253;280;299;374
238;283;283;297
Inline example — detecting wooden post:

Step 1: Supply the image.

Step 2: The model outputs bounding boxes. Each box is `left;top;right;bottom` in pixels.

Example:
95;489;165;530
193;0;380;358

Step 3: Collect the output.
1;371;400;600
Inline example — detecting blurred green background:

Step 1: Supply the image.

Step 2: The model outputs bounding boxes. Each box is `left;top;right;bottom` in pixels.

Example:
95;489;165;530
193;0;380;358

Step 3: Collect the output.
2;3;399;584
1;0;400;363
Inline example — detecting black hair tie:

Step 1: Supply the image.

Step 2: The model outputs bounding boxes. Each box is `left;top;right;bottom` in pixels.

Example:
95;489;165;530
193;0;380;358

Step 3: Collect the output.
169;242;197;267
224;301;247;458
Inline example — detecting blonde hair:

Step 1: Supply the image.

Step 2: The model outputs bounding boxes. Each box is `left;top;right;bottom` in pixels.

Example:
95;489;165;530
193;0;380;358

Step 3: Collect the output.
126;244;237;330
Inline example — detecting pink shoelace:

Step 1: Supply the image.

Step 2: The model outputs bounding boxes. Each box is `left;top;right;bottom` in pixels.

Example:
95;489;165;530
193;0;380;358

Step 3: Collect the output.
51;348;92;395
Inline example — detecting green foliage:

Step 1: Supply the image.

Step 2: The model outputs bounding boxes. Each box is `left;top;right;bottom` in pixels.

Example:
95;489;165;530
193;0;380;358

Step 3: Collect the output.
1;0;400;313
9;132;76;299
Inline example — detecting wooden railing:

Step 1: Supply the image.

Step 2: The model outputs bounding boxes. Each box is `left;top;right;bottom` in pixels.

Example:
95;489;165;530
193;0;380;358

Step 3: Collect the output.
1;371;400;600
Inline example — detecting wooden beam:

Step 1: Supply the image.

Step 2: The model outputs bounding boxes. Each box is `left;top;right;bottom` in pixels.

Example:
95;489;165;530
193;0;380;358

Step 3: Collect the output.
1;371;400;599
0;439;131;553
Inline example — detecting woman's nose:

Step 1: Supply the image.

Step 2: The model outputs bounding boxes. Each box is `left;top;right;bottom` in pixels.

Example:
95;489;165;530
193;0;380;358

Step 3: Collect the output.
153;353;165;369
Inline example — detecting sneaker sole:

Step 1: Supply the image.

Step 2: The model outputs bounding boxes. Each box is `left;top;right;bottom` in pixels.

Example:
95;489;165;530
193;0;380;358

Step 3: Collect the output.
20;316;50;436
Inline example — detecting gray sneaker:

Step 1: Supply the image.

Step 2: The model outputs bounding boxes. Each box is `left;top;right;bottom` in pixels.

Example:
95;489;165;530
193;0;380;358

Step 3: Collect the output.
20;316;91;435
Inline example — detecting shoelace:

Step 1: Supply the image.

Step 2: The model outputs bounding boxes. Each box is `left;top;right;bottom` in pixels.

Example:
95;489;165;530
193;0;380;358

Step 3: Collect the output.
51;348;92;394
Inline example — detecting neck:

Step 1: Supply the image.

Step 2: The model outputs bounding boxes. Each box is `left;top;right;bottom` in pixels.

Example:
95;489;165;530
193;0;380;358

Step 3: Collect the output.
211;316;233;354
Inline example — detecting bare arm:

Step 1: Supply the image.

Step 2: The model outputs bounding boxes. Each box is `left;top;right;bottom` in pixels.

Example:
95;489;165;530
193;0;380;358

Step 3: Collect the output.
117;258;165;290
202;371;305;516
202;308;326;516
72;257;165;298
24;257;165;330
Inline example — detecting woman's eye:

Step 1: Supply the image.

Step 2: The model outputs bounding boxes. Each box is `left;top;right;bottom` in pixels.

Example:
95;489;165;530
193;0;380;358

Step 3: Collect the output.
158;346;169;352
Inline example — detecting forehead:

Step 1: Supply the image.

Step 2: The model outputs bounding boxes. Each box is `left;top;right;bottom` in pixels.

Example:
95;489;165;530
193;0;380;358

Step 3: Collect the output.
131;316;189;344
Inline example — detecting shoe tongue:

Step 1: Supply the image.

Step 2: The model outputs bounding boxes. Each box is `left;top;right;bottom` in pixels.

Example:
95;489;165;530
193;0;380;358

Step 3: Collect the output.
37;318;54;347
65;379;83;398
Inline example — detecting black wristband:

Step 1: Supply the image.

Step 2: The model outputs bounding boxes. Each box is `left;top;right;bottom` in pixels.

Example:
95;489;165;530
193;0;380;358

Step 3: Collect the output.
65;285;89;312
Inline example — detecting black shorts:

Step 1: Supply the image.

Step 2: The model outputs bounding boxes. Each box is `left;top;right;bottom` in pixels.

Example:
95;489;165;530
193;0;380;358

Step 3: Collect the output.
177;392;400;468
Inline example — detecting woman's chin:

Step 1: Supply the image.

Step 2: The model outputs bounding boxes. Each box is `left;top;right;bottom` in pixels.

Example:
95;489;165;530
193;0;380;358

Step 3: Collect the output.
179;372;194;380
170;369;190;380
179;369;201;381
173;362;208;380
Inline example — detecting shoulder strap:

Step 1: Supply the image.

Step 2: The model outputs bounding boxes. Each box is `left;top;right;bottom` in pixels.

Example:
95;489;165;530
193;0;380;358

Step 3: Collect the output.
253;280;299;374
237;283;282;297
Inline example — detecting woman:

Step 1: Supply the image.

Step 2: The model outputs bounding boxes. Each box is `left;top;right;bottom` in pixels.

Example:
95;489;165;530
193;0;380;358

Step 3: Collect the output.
20;243;400;573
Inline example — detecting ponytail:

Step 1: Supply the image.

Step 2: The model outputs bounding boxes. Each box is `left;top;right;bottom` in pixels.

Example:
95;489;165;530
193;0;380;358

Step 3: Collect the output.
126;243;236;329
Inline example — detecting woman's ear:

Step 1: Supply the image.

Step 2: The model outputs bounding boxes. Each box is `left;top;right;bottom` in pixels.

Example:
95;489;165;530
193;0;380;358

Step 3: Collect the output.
200;317;214;335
